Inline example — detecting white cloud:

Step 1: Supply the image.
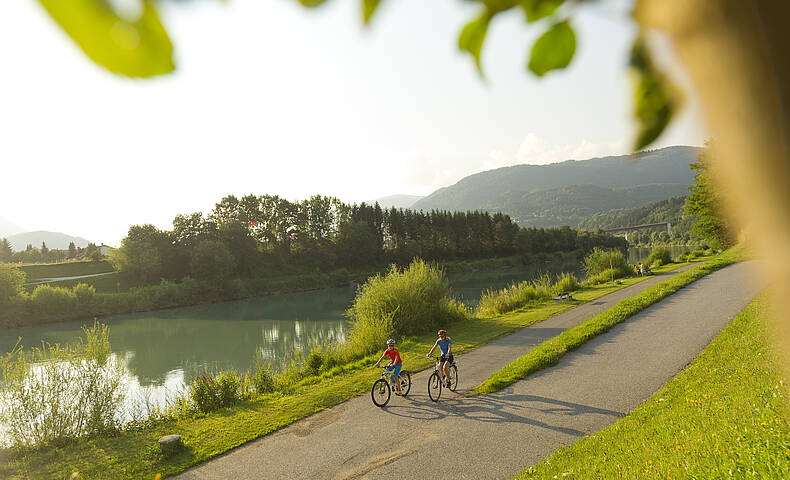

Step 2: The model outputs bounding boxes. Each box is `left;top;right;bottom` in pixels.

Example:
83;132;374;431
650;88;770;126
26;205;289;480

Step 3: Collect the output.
484;134;628;170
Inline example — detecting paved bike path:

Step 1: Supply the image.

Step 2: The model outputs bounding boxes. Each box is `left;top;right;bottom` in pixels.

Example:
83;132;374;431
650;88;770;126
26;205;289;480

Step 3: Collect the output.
176;262;762;479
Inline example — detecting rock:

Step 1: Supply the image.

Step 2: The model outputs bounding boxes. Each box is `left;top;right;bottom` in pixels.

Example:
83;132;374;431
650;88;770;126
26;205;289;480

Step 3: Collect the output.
158;434;182;454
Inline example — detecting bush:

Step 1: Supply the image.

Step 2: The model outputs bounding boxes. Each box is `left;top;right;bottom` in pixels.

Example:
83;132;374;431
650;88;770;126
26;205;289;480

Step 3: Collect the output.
583;248;629;278
190;240;234;283
190;375;219;413
476;272;581;316
306;347;324;374
346;259;467;354
216;371;241;407
251;363;275;394
30;284;76;315
647;247;672;268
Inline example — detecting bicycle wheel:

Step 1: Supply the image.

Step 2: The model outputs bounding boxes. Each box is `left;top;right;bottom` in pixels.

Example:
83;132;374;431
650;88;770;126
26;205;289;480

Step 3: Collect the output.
399;371;411;396
371;378;391;407
448;364;458;392
428;372;442;402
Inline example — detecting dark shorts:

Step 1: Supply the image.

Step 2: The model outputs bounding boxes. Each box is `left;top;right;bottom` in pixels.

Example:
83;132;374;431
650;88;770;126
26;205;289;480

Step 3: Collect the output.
440;354;454;364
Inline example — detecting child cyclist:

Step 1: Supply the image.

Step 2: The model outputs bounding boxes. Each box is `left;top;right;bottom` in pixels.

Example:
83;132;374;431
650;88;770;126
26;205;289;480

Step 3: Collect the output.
426;329;453;387
374;339;403;395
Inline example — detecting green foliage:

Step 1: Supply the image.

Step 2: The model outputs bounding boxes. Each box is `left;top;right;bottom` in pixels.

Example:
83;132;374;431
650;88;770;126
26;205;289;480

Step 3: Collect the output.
647;246;672;267
582;247;629;279
37;0;173;78
190;240;234;283
0;238;13;262
459;11;492;74
0;322;126;448
190;370;244;414
520;0;564;22
684;146;734;249
346;259;467;351
30;284;76;315
630;35;679;150
251;361;276;394
362;0;382;24
528;20;576;76
306;347;325;374
517;296;790;479
476;272;580;316
0;263;26;303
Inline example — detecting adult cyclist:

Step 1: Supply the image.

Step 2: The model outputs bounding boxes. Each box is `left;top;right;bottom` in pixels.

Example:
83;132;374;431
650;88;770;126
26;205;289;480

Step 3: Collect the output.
374;338;403;395
427;329;453;387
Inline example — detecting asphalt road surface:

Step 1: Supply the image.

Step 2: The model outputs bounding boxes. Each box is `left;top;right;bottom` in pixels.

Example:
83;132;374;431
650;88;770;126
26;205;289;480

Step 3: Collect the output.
176;261;763;480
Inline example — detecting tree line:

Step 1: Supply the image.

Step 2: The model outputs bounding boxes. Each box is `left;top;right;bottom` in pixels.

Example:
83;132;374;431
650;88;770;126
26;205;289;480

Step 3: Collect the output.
0;239;103;264
110;193;627;284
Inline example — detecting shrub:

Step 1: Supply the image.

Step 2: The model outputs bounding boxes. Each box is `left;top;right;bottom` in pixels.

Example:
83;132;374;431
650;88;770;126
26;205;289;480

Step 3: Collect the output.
251;362;275;394
583;248;629;278
552;272;580;295
190;375;218;413
72;282;96;306
190;240;234;283
30;284;76;315
216;371;241;407
346;259;467;354
476;272;581;316
306;347;324;374
647;247;672;267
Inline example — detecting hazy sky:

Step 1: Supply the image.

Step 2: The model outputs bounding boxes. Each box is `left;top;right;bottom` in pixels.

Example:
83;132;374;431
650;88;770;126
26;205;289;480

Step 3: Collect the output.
0;0;707;246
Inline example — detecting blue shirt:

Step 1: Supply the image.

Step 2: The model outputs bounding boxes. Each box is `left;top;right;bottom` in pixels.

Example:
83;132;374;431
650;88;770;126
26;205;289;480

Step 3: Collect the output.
436;338;452;356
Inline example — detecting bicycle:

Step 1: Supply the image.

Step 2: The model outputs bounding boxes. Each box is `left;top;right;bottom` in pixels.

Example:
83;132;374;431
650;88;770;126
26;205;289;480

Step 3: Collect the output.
371;365;411;407
427;355;458;402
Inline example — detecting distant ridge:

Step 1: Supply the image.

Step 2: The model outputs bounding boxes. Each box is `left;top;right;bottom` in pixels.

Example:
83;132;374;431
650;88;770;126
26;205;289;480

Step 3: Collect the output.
7;231;91;252
412;145;702;228
370;194;424;209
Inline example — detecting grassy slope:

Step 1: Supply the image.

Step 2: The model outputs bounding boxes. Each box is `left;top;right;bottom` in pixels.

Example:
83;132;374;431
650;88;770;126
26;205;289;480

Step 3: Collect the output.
517;295;790;479
474;247;741;395
19;261;114;280
0;259;704;480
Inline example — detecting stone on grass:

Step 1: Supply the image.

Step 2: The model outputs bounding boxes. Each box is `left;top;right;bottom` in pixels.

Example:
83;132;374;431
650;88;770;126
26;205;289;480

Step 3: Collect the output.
158;434;182;454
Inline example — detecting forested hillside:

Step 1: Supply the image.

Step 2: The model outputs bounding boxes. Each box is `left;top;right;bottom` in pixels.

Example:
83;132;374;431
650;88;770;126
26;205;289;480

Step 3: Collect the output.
578;196;698;245
413;146;702;228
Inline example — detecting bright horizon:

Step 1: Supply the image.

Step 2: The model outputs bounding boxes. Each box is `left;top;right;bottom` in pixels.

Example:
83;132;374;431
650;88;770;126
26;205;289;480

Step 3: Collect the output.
0;0;707;246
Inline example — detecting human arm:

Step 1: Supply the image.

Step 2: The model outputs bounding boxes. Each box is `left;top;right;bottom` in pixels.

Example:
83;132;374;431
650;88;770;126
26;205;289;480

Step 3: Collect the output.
427;341;437;357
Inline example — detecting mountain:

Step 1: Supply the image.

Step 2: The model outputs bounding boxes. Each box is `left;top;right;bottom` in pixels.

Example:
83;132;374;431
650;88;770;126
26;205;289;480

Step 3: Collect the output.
371;195;424;209
0;217;24;238
412;146;702;227
7;231;91;252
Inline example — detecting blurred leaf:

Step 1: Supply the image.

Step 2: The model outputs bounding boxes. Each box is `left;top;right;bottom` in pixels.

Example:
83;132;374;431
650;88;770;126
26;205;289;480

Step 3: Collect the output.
481;0;519;13
459;11;493;75
363;0;382;24
297;0;329;6
528;20;576;76
37;0;174;78
630;36;679;150
520;0;564;22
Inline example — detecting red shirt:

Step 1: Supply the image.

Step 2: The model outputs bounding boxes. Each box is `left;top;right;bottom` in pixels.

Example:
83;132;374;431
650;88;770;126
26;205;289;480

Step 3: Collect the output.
383;348;402;365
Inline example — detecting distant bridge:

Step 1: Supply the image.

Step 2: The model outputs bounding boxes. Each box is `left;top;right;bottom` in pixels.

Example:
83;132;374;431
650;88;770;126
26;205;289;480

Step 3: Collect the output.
604;222;671;241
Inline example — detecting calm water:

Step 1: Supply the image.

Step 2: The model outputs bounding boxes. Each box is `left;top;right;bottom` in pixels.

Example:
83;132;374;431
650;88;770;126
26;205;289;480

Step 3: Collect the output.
0;262;582;415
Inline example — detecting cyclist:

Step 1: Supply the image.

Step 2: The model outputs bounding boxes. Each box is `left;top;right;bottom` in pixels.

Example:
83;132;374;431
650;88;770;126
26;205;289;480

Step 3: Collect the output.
374;339;403;395
427;329;454;387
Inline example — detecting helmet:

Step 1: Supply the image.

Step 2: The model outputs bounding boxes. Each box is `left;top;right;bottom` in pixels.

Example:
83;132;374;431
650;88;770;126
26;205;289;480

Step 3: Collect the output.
438;330;447;335
386;339;396;345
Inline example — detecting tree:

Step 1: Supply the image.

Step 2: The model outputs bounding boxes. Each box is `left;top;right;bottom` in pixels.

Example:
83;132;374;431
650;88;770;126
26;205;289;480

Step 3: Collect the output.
190;240;234;284
67;241;77;259
0;263;26;304
684;146;734;249
0;238;13;263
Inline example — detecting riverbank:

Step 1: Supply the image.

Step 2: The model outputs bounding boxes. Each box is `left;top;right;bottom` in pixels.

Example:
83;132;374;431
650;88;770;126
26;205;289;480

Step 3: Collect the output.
0;253;576;330
0;256;712;480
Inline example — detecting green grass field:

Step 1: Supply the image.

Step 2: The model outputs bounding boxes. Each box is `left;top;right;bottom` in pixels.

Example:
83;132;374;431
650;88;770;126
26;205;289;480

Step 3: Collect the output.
0;257;711;480
19;261;115;281
516;295;790;479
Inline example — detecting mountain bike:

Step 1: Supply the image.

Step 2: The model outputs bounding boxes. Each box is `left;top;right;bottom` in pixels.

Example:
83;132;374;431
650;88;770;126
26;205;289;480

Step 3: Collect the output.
427;355;458;402
371;365;411;407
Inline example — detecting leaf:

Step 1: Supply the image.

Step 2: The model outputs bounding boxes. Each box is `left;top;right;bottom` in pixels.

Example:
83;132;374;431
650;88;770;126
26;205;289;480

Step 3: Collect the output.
363;0;382;24
528;20;576;76
37;0;174;78
459;11;493;75
296;0;329;6
520;0;564;23
630;36;680;150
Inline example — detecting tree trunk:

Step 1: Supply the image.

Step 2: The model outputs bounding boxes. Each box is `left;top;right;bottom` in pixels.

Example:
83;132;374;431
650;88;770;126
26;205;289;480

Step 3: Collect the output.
636;0;790;362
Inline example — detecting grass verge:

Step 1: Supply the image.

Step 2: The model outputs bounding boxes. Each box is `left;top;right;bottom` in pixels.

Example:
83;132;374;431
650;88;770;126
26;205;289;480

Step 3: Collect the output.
473;246;743;395
516;294;790;479
0;257;711;479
